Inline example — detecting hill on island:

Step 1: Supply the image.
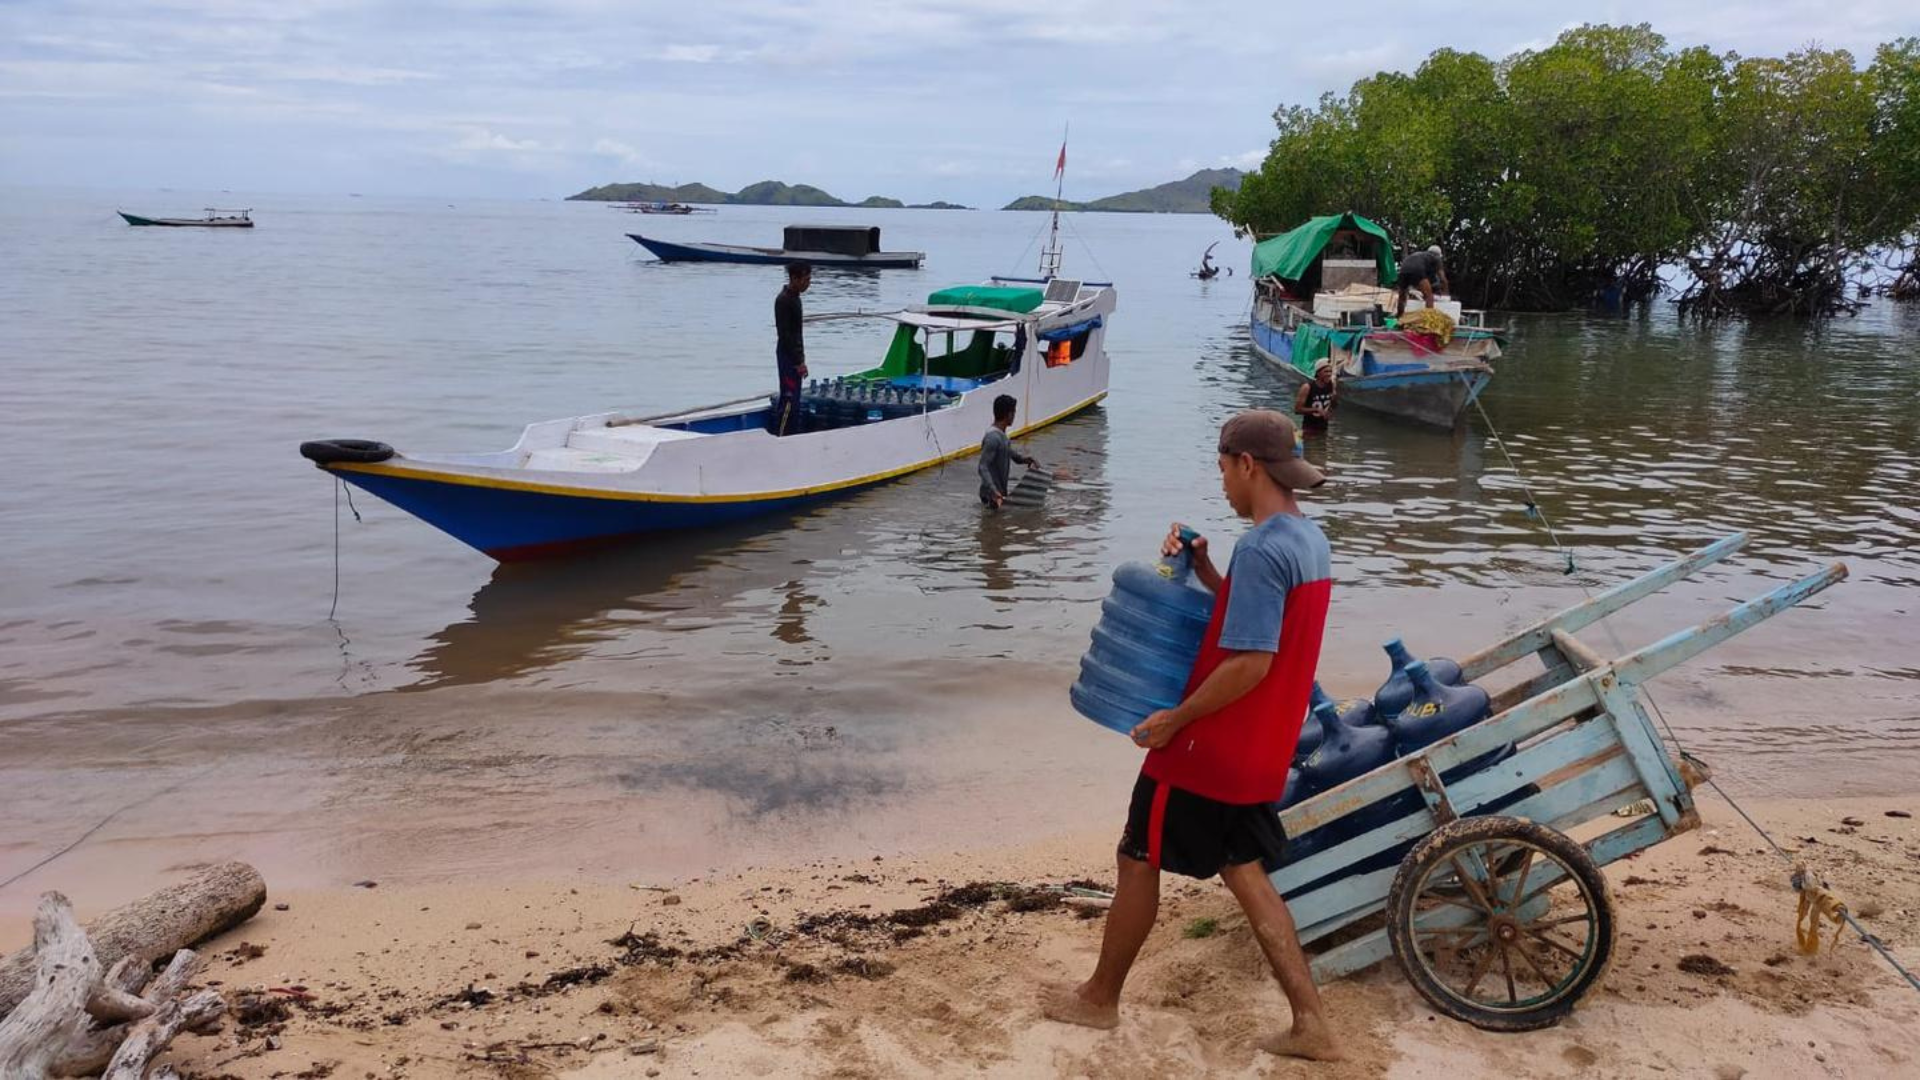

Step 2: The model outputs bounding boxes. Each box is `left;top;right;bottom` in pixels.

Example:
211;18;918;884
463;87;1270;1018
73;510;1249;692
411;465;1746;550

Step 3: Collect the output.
567;180;969;210
1004;168;1243;213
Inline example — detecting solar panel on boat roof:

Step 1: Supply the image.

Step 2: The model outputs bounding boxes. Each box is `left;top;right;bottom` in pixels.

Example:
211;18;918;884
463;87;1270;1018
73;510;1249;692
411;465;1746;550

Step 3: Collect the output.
1044;279;1082;303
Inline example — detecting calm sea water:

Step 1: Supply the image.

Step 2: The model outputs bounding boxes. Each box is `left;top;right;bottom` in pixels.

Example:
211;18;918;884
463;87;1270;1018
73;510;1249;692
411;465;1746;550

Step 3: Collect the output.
4;187;1919;800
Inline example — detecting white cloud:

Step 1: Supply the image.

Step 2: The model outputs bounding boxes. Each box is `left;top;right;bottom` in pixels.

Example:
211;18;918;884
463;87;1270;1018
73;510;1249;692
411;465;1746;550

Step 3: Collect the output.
454;128;544;153
2;0;1912;201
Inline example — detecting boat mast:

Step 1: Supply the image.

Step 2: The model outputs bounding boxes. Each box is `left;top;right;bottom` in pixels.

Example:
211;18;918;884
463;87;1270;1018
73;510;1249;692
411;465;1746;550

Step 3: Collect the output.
1039;124;1066;279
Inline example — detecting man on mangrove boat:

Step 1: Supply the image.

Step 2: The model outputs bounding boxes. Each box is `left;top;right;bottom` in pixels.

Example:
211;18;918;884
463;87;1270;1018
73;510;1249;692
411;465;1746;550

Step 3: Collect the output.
1295;360;1337;431
1393;244;1448;317
770;261;811;436
1041;410;1341;1063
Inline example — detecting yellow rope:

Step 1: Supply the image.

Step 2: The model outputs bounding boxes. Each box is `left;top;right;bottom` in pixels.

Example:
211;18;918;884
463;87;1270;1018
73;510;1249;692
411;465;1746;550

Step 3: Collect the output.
1793;867;1849;955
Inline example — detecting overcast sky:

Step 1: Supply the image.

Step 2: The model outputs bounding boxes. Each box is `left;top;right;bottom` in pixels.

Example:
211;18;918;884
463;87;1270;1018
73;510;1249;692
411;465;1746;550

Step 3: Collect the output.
2;1;1913;204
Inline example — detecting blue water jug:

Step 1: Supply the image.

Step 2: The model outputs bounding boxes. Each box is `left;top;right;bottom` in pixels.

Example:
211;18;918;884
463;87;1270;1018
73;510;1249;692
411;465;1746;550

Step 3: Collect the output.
1372;637;1465;719
1293;695;1327;761
1384;660;1491;752
1311;681;1380;728
1295;701;1394;792
1279;767;1306;810
1070;529;1213;733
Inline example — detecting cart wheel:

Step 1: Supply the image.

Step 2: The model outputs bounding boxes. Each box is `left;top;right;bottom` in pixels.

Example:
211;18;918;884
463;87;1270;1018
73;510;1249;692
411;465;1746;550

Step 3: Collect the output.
1386;816;1615;1032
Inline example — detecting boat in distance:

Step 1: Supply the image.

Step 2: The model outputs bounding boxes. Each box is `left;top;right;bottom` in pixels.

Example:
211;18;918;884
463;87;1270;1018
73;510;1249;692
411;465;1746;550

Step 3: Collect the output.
1248;212;1505;429
629;224;924;269
118;208;254;228
300;277;1112;560
620;201;715;215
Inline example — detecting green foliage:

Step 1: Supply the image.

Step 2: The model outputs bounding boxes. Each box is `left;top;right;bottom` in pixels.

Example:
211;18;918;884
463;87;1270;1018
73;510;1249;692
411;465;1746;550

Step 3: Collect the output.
1217;24;1920;315
1182;917;1220;939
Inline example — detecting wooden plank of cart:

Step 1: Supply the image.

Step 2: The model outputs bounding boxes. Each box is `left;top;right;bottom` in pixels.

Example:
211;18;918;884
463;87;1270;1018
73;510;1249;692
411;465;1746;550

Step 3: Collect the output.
1271;531;1845;1031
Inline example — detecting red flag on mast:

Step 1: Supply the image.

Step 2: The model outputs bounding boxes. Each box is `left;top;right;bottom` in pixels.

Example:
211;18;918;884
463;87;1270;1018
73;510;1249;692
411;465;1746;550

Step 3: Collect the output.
1054;140;1067;179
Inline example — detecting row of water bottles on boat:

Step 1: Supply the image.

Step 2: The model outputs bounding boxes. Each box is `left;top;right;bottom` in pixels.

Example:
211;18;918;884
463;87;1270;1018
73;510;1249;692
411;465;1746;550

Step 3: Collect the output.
790;377;958;430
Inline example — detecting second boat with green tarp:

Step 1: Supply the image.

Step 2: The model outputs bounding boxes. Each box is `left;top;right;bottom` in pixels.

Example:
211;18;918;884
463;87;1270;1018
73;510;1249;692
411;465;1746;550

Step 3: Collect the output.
1247;212;1506;429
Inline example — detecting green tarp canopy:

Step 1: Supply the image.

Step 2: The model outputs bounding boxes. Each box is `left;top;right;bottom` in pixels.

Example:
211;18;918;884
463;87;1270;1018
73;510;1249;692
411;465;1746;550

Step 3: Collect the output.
925;285;1043;313
1250;212;1396;284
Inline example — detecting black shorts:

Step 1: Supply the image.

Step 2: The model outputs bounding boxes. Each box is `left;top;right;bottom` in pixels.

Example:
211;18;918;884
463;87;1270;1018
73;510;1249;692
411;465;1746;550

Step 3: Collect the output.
1117;774;1289;880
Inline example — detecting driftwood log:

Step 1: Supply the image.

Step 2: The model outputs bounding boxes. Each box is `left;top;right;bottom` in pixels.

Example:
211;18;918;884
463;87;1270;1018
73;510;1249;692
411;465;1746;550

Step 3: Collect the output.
0;893;228;1079
0;863;265;1019
0;863;264;1078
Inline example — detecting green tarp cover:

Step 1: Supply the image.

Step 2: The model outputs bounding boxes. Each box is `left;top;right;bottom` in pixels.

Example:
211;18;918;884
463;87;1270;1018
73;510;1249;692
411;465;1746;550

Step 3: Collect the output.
925;285;1043;313
1250;212;1396;284
1286;322;1371;375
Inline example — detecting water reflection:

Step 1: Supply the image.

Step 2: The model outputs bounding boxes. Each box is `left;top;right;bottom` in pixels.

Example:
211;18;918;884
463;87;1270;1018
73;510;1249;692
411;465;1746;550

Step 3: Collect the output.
403;512;838;689
405;409;1117;687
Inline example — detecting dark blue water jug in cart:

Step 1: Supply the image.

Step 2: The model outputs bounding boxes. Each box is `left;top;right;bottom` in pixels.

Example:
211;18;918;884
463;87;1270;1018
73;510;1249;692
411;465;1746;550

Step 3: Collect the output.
1372;637;1465;720
1384;657;1508;765
1070;529;1213;734
1311;681;1379;729
1292;694;1327;762
1279;767;1305;810
1295;701;1394;792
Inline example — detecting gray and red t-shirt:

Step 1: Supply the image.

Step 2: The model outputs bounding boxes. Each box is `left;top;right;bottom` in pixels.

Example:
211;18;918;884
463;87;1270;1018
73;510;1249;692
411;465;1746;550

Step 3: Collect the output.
1142;512;1332;805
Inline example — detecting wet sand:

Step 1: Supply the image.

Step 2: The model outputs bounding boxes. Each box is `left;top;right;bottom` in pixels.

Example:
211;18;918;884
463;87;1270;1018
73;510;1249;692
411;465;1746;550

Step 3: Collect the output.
5;794;1914;1079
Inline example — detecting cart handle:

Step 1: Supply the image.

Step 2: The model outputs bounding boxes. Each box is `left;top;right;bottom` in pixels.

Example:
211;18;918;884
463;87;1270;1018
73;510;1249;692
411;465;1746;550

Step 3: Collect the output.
1611;562;1848;690
1459;532;1750;680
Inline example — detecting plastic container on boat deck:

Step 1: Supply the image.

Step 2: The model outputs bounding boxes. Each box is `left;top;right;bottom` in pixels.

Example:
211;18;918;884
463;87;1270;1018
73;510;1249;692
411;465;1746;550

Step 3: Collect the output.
1372;637;1464;719
1070;529;1212;734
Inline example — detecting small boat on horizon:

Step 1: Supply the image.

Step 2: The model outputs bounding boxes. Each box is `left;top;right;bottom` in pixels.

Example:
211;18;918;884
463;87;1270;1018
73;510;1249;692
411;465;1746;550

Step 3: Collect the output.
629;224;924;269
622;201;715;215
1247;212;1503;429
118;207;254;228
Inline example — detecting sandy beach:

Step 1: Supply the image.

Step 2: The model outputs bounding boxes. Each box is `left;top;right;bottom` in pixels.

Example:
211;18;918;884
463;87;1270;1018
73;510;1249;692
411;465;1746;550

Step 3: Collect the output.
7;791;1916;1079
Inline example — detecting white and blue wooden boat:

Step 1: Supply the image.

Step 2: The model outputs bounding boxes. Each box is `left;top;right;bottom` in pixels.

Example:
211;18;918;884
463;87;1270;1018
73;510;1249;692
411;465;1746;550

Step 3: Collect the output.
1249;212;1503;428
1271;532;1845;1030
629;225;924;269
300;277;1111;560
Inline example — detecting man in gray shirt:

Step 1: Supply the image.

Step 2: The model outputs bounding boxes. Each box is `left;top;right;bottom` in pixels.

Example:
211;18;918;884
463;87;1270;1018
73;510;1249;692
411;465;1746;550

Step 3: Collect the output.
979;394;1036;508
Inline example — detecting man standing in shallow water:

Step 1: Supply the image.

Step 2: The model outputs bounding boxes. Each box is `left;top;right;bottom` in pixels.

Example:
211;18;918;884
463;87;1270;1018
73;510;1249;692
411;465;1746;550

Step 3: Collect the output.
1041;409;1342;1063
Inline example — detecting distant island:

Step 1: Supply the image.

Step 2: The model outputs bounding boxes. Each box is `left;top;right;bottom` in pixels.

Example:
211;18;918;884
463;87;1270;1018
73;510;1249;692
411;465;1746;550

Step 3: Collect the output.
1003;168;1243;214
567;179;970;210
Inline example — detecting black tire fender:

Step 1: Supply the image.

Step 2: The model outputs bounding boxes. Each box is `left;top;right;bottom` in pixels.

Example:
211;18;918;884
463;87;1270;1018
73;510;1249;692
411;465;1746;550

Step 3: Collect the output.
299;439;395;465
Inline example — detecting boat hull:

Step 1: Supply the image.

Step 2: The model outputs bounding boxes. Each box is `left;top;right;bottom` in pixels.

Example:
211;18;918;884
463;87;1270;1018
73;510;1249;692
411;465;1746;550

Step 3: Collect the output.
1249;314;1488;429
119;212;253;228
328;393;1103;560
628;234;923;269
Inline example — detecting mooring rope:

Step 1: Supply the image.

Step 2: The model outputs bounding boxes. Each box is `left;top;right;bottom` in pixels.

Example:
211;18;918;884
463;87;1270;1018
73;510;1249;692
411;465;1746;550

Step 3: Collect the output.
1466;382;1920;994
329;476;361;620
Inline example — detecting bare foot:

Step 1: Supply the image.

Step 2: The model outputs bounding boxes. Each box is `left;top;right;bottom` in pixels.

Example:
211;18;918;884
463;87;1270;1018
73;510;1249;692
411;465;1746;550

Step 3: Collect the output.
1038;980;1119;1031
1257;1015;1344;1062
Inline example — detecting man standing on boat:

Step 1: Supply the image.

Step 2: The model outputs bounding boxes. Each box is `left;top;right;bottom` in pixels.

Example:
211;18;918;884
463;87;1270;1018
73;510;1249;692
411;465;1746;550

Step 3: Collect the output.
1041;410;1342;1064
1393;244;1448;317
771;261;811;436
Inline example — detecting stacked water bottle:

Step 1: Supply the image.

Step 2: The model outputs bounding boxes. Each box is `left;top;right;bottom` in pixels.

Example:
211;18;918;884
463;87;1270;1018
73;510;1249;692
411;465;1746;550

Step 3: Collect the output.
1283;638;1505;812
788;378;958;432
1069;534;1517;881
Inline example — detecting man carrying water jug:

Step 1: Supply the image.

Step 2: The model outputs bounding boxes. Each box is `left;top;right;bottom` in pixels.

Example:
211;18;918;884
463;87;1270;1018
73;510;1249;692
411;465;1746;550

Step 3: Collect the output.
1041;409;1342;1064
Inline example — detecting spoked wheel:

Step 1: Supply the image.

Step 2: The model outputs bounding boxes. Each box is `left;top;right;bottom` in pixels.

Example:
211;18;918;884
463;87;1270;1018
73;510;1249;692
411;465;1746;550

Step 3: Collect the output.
1386;816;1615;1031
